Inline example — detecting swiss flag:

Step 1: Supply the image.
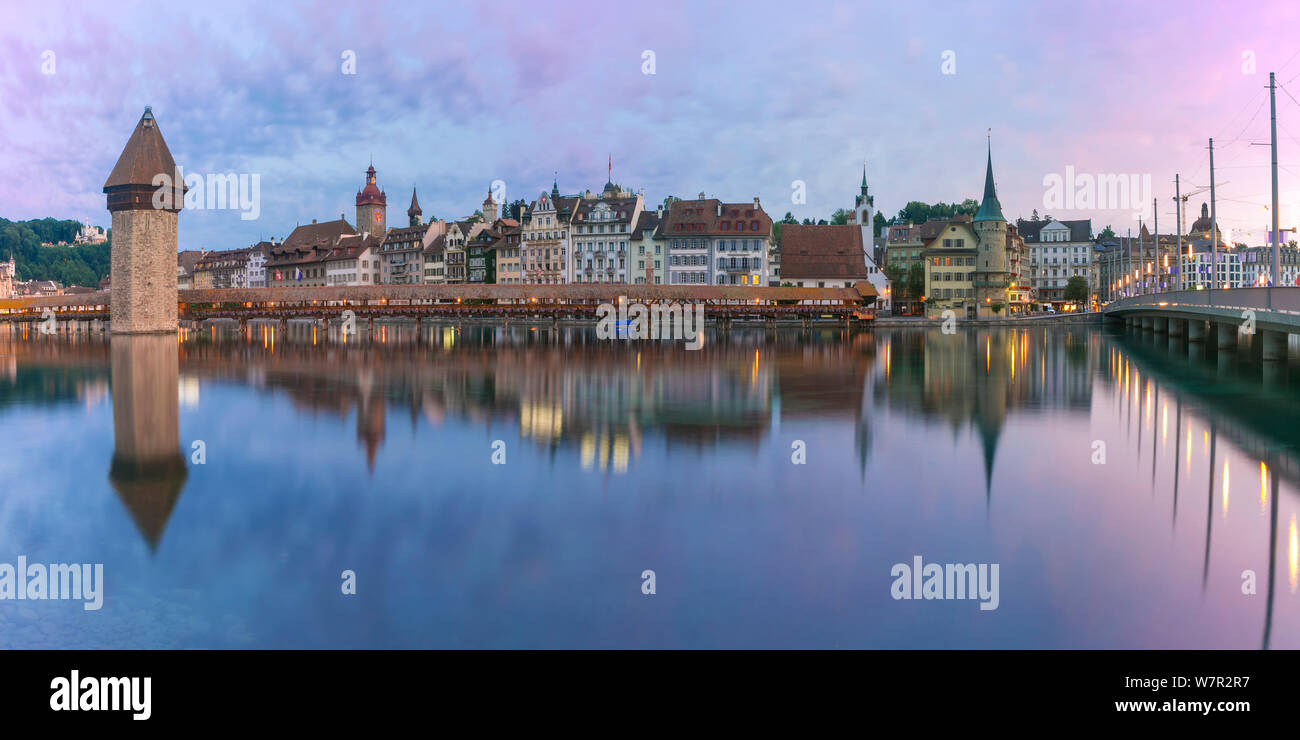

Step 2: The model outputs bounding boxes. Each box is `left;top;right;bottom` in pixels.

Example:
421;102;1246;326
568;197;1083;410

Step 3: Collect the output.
275;270;282;282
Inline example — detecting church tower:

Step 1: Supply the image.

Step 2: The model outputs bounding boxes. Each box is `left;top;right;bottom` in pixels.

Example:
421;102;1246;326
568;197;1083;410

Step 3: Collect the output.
355;163;387;234
972;140;1008;312
854;164;875;259
103;107;182;334
482;187;498;222
407;187;422;228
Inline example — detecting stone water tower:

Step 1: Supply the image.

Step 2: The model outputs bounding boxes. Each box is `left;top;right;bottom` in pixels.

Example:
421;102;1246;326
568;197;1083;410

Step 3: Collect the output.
103;107;183;334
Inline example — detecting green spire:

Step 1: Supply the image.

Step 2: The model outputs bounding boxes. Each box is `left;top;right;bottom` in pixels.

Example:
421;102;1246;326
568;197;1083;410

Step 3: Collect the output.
860;164;868;191
973;140;1005;223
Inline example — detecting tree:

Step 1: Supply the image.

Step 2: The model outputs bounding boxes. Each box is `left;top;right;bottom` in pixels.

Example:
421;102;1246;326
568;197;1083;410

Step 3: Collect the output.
830;208;852;225
0;218;110;287
873;211;887;234
1098;225;1116;240
895;199;979;225
905;262;926;301
502;199;527;221
883;263;905;295
780;212;798;224
1063;275;1088;302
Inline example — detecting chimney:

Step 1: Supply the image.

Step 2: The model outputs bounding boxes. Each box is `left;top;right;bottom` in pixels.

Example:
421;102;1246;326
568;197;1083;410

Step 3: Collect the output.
656;205;663;218
312;219;317;224
716;204;722;216
753;197;760;208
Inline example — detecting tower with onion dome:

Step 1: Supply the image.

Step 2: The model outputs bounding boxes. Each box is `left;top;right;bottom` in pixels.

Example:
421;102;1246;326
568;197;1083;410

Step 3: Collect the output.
355;162;387;235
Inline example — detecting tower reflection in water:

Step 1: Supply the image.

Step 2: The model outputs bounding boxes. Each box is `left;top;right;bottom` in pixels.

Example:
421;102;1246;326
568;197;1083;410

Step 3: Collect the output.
108;334;188;551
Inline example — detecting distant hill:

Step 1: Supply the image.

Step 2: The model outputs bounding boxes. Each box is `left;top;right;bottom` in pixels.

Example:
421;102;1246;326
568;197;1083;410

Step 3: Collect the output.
0;218;110;288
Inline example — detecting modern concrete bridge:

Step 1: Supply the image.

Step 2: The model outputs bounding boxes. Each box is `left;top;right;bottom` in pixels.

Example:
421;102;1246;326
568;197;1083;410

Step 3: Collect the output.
1104;288;1300;360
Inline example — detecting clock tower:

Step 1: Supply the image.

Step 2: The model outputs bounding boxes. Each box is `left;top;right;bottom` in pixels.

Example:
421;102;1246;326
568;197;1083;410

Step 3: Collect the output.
355;162;387;235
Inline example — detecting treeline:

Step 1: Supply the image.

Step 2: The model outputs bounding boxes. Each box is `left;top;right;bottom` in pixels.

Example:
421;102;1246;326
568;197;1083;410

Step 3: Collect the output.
0;218;110;288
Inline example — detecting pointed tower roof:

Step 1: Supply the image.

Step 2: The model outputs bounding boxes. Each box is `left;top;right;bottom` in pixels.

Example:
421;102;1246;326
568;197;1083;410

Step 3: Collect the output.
109;455;188;552
104;107;179;190
408;187;422;218
973;141;1005;223
551;173;560;200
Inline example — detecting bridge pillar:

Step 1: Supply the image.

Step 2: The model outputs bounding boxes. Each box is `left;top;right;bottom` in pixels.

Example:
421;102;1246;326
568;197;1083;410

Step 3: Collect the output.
1260;329;1288;362
1152;317;1167;334
1168;318;1185;337
1187;320;1207;343
1215;322;1238;351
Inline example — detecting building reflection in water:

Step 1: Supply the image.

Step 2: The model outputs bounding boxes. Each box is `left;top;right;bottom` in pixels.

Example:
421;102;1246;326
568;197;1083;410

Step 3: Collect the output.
108;334;188;551
168;321;876;479
873;326;1095;502
2;319;1296;646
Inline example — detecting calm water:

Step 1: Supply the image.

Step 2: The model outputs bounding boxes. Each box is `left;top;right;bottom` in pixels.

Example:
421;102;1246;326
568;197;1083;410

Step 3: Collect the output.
1;320;1298;649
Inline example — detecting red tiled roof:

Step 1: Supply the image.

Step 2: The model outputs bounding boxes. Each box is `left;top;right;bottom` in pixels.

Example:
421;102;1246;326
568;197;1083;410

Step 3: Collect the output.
779;224;868;280
662;198;772;237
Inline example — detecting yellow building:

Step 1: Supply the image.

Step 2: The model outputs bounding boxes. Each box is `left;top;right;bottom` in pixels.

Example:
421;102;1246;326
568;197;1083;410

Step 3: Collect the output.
922;218;979;318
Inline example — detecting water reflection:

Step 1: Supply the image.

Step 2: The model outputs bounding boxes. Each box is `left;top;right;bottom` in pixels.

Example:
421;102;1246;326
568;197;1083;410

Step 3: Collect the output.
108;335;188;551
0;320;1297;648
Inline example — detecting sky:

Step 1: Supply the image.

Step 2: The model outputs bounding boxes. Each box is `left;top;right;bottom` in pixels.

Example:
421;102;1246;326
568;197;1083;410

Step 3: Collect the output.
2;0;1300;250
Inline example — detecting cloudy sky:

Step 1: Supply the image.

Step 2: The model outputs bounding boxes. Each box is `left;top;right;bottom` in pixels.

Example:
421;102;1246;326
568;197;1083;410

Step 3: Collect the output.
3;0;1300;249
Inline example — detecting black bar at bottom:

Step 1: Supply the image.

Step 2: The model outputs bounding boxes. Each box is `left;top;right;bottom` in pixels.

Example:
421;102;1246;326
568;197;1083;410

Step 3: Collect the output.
0;650;1285;726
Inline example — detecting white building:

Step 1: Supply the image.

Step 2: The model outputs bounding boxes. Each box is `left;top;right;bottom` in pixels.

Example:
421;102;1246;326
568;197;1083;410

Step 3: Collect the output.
846;169;890;309
1237;245;1300;287
247;241;272;288
1017;218;1092;301
662;196;771;286
75;219;107;245
324;235;381;286
569;184;643;284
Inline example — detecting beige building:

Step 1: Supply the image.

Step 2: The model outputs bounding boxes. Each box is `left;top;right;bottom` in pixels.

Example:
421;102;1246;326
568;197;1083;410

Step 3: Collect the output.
519;182;577;285
0;256;16;299
922;217;979;318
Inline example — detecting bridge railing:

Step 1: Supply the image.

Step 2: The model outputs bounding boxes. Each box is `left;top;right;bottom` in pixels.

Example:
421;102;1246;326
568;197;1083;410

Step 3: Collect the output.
1105;288;1300;316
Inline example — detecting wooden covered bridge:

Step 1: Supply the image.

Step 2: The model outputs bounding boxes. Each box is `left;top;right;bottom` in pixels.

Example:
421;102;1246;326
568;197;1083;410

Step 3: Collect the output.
0;281;878;331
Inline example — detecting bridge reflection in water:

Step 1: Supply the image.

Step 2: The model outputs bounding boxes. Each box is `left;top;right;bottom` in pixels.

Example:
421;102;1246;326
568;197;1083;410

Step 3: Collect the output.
0;319;1297;648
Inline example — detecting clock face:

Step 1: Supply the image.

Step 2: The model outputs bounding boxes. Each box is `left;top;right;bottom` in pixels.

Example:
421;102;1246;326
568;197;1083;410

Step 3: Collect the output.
373;210;383;223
